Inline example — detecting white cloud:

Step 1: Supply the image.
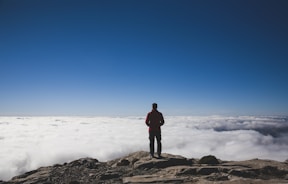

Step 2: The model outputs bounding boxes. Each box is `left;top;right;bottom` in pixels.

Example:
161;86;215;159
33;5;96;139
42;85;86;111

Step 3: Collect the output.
0;116;287;181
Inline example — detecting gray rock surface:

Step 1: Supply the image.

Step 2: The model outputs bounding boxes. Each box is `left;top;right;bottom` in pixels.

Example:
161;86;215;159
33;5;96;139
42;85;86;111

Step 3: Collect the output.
3;151;288;184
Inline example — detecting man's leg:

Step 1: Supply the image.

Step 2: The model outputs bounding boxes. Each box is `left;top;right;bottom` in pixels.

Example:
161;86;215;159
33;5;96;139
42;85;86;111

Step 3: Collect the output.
149;132;155;157
156;132;162;158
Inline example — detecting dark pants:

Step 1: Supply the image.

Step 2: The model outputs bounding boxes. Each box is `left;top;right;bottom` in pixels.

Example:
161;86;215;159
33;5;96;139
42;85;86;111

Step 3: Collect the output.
149;131;162;156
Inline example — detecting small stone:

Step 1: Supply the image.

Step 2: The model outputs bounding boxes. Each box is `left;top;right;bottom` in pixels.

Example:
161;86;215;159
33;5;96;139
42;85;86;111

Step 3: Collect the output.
117;159;130;166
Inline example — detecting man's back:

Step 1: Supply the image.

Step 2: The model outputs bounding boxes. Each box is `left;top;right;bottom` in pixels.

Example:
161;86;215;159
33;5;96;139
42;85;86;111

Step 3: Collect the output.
146;110;164;131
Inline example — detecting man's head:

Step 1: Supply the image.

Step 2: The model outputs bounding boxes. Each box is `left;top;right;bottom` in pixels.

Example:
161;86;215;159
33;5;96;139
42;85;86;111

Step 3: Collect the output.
152;103;157;110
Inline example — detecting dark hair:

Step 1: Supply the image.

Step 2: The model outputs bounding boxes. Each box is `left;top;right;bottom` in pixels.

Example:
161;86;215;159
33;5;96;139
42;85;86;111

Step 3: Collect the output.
152;103;157;109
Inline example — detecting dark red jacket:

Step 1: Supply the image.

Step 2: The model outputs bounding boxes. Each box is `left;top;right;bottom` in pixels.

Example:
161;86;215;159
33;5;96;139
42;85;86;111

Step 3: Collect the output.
145;110;164;132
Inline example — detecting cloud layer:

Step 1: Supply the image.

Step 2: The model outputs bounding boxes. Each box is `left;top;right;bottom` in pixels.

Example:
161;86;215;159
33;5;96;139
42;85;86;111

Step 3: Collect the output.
0;116;287;180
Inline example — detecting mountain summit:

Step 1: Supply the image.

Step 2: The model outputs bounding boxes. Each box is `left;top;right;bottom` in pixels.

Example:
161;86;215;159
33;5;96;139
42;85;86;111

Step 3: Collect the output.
2;151;288;183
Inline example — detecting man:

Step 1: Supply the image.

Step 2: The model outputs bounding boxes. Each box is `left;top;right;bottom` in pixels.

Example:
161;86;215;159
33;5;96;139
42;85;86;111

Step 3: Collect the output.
145;103;165;158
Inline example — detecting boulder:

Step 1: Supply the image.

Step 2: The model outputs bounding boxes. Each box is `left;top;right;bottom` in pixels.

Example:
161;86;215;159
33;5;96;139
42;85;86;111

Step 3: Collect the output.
198;155;220;165
133;153;190;169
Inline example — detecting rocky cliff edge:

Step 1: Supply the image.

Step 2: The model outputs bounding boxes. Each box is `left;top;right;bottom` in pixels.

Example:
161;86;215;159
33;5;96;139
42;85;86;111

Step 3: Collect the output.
2;151;288;184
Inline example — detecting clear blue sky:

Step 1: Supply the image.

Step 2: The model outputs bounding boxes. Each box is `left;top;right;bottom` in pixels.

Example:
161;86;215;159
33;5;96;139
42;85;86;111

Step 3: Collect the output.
1;0;288;116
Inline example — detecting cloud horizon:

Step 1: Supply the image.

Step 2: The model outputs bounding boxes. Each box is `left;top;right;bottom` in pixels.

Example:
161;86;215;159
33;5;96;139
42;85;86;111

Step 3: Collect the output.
0;115;288;181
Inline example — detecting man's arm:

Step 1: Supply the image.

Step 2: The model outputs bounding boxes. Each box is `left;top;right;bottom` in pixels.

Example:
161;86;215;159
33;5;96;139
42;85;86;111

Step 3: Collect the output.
160;113;164;126
145;113;150;127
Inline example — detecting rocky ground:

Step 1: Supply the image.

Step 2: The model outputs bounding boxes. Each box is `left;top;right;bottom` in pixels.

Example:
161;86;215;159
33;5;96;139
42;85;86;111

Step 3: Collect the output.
1;151;288;184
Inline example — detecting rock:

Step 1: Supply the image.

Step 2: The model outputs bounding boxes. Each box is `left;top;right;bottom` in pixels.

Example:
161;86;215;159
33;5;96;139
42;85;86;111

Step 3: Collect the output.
260;165;286;177
69;181;80;184
197;167;220;175
116;159;130;166
122;175;187;183
177;167;197;175
133;153;190;169
99;171;120;180
68;157;99;169
204;173;229;181
4;151;288;184
229;169;257;178
198;155;220;165
10;167;52;184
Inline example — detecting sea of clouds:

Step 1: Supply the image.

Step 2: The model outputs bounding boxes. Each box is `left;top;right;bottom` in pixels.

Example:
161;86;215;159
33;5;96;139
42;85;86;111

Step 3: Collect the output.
0;116;288;181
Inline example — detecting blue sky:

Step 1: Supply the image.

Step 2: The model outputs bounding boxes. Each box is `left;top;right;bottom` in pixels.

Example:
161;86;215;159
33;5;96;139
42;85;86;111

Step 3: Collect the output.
1;0;288;116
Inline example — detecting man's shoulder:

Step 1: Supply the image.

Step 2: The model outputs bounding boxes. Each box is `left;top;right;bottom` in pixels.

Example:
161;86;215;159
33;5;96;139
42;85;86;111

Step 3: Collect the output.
148;110;163;115
152;110;163;115
155;110;162;114
147;111;153;116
